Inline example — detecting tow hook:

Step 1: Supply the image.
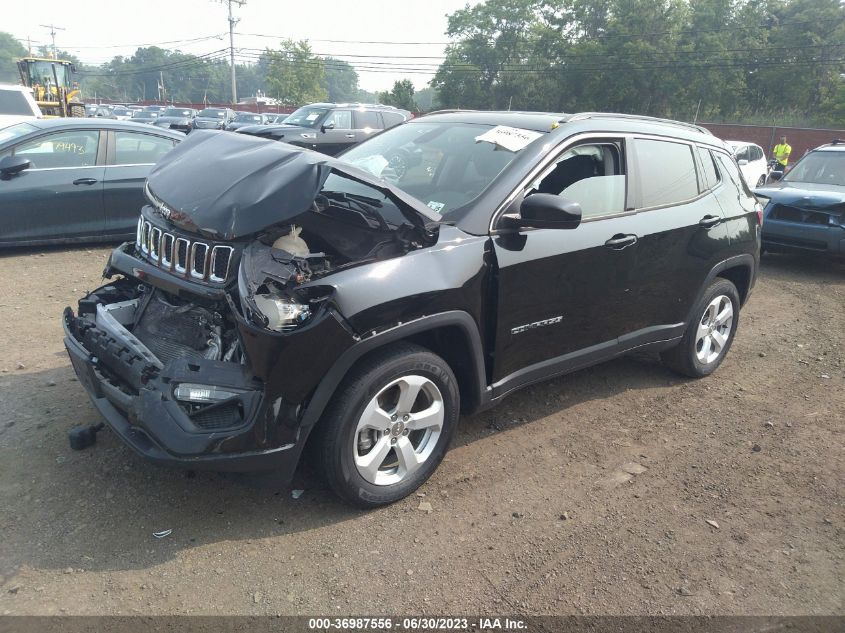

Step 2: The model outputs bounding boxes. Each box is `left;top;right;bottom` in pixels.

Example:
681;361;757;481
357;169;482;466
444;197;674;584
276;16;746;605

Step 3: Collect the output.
68;422;105;450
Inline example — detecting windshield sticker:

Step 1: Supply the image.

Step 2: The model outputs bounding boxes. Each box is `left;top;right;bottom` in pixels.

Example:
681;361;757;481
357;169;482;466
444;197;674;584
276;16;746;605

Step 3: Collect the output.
348;155;389;178
475;125;542;153
427;200;446;213
306;113;320;121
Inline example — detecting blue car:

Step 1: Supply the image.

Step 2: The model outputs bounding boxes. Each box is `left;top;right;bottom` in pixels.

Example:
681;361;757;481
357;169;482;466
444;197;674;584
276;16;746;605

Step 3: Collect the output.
755;141;845;257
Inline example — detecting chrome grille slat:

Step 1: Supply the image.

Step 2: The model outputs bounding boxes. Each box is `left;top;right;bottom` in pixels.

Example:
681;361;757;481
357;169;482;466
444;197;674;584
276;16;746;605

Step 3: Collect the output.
135;217;233;284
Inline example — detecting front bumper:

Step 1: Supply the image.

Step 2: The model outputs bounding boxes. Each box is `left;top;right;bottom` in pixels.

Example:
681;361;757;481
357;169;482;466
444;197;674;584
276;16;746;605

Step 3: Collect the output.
762;219;845;255
62;305;302;477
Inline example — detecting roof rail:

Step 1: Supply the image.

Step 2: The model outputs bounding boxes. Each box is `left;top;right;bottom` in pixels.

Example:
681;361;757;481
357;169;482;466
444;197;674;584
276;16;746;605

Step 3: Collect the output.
567;112;713;136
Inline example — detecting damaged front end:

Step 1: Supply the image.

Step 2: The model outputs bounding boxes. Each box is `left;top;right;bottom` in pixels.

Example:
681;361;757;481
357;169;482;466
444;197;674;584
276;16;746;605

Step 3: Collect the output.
63;131;441;474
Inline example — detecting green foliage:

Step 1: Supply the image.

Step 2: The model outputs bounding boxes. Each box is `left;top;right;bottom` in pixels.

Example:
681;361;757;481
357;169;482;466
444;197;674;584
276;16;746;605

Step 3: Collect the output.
265;40;327;106
322;57;360;102
431;0;845;126
377;79;418;111
0;32;27;83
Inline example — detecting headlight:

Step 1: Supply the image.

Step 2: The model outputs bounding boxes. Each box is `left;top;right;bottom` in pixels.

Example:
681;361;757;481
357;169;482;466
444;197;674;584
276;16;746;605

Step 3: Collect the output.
300;132;317;139
252;293;311;332
174;383;243;403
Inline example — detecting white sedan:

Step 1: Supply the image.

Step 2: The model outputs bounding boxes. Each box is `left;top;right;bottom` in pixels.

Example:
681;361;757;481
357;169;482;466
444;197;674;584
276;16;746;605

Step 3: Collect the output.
727;140;768;187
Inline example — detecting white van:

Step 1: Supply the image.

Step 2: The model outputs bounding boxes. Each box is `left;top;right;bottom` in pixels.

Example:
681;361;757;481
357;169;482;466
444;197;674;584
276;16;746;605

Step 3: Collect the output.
0;84;42;126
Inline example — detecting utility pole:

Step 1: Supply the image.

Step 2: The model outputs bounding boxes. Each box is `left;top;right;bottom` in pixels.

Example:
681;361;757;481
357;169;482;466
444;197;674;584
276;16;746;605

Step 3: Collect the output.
216;0;246;105
40;23;65;58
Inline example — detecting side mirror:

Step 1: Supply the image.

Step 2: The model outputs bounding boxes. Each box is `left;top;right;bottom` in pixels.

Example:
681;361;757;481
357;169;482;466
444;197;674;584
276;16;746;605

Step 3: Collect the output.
0;155;32;177
769;170;783;182
502;193;582;230
321;121;335;132
737;159;749;166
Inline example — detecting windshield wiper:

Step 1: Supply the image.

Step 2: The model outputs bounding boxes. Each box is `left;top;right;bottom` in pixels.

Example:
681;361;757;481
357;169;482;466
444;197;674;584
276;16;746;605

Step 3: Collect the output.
319;191;390;231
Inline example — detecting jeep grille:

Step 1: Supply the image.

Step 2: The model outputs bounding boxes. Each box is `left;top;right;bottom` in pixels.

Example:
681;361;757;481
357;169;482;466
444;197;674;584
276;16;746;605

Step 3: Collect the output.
136;217;233;284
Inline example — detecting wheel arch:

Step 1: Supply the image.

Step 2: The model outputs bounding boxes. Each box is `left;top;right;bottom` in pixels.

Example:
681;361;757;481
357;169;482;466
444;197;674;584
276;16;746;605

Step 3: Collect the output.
299;310;489;431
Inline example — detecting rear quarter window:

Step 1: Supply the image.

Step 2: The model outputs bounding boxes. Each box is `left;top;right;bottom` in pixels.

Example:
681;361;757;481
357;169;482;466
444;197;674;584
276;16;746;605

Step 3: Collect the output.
635;138;699;208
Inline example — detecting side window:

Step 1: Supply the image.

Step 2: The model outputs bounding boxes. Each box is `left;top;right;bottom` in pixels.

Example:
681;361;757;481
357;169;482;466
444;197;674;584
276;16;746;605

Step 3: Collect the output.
635;138;699;208
354;110;382;130
324;110;352;130
11;130;99;168
113;132;175;165
714;152;754;197
528;142;626;220
382;111;406;128
751;145;764;161
695;145;720;192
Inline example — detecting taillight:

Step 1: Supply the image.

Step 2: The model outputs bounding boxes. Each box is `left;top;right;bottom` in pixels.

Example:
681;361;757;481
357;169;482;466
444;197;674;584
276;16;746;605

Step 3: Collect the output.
754;201;764;226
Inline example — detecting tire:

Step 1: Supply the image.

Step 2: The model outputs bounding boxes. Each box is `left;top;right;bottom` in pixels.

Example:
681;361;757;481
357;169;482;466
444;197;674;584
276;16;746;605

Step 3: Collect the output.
660;278;740;378
69;104;85;118
756;175;766;187
315;342;460;507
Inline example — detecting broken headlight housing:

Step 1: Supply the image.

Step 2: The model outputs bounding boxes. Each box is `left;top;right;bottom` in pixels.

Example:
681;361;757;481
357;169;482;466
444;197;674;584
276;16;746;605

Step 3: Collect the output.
237;258;312;333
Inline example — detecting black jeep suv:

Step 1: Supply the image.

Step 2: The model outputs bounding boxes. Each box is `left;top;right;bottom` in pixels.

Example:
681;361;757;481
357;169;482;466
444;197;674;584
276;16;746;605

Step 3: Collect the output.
235;102;411;155
63;111;760;507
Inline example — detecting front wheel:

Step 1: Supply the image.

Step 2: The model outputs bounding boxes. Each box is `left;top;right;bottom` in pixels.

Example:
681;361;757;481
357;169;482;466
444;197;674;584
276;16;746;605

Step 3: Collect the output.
316;343;460;507
661;278;740;378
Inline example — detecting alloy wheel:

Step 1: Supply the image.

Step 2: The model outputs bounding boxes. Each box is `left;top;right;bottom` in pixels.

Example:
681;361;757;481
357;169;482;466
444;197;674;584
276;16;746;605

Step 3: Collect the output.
353;375;444;486
695;295;734;364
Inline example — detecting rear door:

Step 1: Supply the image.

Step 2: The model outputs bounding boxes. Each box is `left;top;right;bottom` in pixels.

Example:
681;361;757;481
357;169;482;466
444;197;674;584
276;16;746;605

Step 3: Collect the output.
0;128;105;244
101;130;178;237
352;110;384;147
623;137;731;336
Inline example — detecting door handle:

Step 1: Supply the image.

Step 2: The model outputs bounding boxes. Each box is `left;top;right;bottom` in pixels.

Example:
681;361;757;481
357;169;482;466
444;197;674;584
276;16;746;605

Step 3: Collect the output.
699;215;722;228
604;234;638;250
345;133;355;138
73;178;98;186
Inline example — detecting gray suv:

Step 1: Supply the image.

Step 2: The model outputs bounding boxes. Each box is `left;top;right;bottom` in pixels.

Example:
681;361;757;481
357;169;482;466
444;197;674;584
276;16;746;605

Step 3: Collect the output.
235;103;411;155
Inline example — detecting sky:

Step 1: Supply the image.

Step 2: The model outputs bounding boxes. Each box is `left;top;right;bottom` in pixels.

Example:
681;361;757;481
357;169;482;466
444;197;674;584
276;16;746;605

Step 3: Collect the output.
4;0;472;93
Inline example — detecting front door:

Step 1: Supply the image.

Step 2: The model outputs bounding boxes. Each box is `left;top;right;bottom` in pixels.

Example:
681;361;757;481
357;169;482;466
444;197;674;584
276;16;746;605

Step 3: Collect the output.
317;110;354;156
491;137;639;388
0;129;105;245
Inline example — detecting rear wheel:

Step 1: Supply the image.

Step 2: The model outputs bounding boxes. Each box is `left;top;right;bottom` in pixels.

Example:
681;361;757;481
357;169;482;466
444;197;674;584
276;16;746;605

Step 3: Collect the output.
756;175;766;187
661;278;740;378
316;343;460;507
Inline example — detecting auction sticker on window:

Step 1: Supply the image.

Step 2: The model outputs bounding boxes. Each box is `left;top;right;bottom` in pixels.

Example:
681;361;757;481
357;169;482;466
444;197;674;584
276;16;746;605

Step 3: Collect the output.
475;125;542;152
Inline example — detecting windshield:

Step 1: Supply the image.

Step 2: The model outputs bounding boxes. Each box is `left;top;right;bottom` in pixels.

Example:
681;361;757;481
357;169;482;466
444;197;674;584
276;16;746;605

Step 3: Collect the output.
163;108;192;117
133;111;156;118
282;106;329;128
234;113;262;122
198;109;225;118
0;122;37;144
341;121;536;216
784;150;845;187
26;61;70;87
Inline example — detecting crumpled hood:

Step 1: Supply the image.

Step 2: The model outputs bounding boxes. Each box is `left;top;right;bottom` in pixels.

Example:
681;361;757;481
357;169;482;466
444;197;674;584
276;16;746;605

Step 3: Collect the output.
145;130;441;240
755;181;845;210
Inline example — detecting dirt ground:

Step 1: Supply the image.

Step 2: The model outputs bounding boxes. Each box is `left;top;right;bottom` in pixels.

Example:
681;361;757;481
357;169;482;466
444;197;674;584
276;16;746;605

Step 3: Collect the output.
0;245;842;617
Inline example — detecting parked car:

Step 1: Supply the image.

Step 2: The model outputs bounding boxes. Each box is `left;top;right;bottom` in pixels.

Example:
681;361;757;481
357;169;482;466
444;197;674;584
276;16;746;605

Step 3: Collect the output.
131;110;159;125
225;111;273;131
192;107;235;130
236;103;410;155
62;111;760;506
755;140;845;257
727;141;768;187
153;107;196;133
93;105;115;118
0;84;42;126
144;105;167;114
111;106;133;121
0;119;183;247
84;104;99;117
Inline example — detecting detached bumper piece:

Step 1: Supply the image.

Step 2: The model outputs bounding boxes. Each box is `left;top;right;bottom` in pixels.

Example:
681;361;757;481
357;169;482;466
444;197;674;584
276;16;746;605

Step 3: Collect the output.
62;297;301;476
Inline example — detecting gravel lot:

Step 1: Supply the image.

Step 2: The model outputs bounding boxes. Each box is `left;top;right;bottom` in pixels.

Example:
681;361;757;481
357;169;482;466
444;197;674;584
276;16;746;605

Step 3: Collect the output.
0;245;842;616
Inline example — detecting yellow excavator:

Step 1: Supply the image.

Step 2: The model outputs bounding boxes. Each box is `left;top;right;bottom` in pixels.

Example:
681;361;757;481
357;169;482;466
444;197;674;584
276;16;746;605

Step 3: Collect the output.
17;57;85;117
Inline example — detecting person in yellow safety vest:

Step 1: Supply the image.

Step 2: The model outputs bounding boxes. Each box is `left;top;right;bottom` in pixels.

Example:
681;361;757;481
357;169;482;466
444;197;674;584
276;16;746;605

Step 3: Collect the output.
772;136;792;170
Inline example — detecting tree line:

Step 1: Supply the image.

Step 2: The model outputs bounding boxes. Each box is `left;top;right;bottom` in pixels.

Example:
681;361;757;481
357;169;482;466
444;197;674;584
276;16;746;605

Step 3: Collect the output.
431;0;845;127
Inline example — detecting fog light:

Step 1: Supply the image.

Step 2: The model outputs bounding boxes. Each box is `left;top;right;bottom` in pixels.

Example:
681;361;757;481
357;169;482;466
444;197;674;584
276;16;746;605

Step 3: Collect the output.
174;383;241;403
